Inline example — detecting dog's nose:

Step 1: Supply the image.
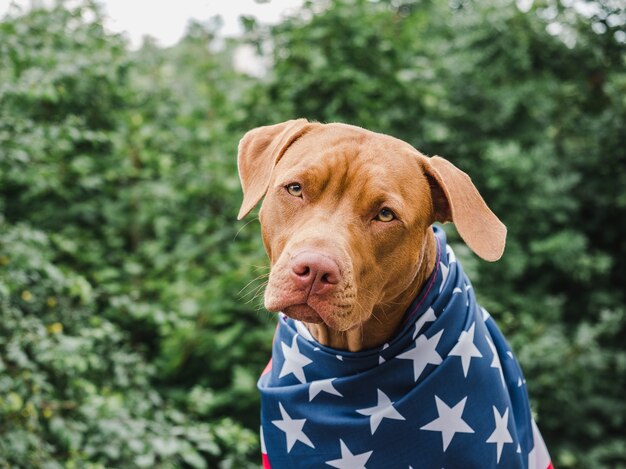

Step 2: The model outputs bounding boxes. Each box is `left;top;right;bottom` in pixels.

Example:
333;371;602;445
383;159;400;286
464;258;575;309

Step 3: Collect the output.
290;251;340;295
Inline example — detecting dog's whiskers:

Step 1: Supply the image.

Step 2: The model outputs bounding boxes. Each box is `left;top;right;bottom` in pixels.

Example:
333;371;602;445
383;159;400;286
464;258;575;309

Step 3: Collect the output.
238;273;270;297
233;216;260;240
245;281;268;305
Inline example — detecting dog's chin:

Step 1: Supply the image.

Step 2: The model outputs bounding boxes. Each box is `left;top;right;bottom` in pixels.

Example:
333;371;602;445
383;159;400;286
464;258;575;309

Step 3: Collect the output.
281;303;358;332
282;304;325;324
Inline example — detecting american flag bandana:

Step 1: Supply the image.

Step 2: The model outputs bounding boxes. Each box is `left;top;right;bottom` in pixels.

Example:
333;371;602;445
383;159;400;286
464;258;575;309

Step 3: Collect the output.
258;226;552;469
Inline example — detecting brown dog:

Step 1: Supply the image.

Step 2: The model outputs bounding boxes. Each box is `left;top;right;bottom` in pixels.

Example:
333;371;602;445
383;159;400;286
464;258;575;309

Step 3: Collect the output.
239;119;551;468
238;118;505;352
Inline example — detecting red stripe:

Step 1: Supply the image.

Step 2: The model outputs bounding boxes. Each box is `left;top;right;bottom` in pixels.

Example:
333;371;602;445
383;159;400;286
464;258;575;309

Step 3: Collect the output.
547;463;554;469
262;453;271;469
261;358;273;376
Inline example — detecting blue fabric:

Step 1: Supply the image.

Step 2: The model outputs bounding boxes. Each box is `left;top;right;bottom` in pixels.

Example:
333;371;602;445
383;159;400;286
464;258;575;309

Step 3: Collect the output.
259;226;541;468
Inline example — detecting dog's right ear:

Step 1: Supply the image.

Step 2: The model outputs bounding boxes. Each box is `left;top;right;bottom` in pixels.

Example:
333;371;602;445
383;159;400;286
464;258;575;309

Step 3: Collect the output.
237;119;312;220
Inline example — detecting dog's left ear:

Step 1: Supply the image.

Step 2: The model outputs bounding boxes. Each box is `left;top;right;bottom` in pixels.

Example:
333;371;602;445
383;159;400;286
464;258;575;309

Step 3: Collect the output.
237;119;312;220
423;156;506;261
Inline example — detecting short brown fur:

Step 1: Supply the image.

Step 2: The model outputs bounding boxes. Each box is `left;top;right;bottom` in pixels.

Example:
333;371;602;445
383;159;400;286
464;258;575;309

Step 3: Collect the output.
237;120;505;352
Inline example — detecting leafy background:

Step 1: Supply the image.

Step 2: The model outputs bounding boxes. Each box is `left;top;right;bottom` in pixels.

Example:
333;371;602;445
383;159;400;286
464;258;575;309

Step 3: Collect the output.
0;0;624;467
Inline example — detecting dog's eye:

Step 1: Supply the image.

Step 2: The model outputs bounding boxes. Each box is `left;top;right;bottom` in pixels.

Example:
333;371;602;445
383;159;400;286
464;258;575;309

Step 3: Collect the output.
376;208;395;222
286;183;303;197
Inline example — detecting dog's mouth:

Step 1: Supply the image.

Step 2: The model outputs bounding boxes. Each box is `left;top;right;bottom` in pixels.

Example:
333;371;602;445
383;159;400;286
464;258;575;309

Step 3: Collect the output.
282;303;324;324
282;301;355;331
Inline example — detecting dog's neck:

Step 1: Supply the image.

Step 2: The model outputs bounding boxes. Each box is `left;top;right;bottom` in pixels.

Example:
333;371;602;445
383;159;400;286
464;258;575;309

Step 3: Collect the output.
305;232;437;352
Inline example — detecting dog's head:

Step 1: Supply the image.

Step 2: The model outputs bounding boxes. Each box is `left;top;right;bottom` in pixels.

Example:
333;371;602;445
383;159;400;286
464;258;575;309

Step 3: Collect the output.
237;119;505;332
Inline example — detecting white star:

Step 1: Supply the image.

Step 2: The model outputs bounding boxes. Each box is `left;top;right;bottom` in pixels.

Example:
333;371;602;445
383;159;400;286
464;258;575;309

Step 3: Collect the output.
279;335;312;384
446;244;457;263
356;389;406;434
449;323;483;377
379;343;389;364
271;403;315;452
309;378;343;401
439;261;449;293
485;335;506;388
413;307;437;339
486;406;513;463
481;306;490;321
420;395;474;451
295;321;315;341
325;439;373;469
398;329;444;381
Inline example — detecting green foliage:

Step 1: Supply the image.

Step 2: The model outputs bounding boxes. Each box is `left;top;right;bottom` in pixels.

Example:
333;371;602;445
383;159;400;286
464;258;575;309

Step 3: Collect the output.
1;0;625;467
0;3;260;467
0;223;257;468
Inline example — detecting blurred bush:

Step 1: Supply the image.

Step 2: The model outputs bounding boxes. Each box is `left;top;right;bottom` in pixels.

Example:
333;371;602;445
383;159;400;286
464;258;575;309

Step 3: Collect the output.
0;3;262;468
1;0;625;467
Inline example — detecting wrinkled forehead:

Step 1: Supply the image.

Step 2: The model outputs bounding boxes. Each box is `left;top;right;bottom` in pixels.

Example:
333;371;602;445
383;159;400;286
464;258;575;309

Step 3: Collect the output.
273;124;430;219
275;123;426;197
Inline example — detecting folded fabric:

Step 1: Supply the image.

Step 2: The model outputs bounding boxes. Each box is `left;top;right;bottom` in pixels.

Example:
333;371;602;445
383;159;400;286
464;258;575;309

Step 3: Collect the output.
259;226;552;469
